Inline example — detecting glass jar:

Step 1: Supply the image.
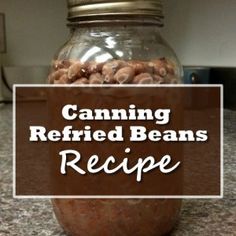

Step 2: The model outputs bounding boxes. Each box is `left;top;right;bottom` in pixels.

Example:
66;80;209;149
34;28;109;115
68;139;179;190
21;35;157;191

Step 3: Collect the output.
50;1;183;235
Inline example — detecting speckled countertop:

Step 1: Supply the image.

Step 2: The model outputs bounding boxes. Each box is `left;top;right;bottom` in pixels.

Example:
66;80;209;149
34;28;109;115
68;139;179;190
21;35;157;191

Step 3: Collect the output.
0;105;235;236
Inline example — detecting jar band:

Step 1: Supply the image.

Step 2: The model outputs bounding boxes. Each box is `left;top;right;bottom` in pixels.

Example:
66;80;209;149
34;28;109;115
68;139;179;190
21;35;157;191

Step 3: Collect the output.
67;0;164;24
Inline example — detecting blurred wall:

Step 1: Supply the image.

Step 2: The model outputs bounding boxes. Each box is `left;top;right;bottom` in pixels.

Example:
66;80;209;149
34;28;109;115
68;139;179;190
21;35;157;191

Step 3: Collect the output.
0;0;236;67
163;0;236;67
0;0;68;66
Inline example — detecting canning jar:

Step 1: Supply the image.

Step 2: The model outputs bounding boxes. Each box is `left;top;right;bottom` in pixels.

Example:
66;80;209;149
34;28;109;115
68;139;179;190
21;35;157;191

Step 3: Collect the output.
50;0;183;235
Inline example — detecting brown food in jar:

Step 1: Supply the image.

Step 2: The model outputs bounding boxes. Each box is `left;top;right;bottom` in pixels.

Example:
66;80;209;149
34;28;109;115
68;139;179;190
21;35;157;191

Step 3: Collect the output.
52;199;181;236
49;57;182;236
133;73;154;84
48;58;180;85
114;66;135;84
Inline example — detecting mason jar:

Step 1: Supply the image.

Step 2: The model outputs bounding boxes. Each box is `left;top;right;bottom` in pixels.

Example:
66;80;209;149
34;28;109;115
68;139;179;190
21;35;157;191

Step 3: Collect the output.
50;1;183;235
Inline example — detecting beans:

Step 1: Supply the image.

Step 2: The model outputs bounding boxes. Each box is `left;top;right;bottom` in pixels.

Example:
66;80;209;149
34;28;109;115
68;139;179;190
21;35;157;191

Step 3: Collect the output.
133;73;154;84
53;60;72;70
87;62;104;74
159;67;167;77
165;75;179;84
89;73;104;84
48;69;68;84
102;60;126;82
49;58;179;85
54;74;69;84
114;67;135;84
166;59;177;75
73;78;89;85
153;75;164;84
128;61;147;75
68;62;87;81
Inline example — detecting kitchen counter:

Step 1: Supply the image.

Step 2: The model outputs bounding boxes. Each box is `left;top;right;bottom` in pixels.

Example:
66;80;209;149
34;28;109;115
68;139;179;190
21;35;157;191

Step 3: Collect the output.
0;104;235;236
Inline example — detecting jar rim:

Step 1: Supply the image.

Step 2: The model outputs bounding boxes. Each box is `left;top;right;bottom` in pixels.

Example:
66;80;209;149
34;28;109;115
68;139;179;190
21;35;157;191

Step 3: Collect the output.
67;0;164;25
67;16;164;28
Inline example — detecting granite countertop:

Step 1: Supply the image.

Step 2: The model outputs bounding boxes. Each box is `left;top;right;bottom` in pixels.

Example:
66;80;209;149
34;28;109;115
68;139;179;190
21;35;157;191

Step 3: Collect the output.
0;105;235;236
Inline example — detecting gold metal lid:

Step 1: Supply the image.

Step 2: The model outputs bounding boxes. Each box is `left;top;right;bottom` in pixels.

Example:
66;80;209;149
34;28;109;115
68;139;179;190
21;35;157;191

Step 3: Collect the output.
67;0;164;24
